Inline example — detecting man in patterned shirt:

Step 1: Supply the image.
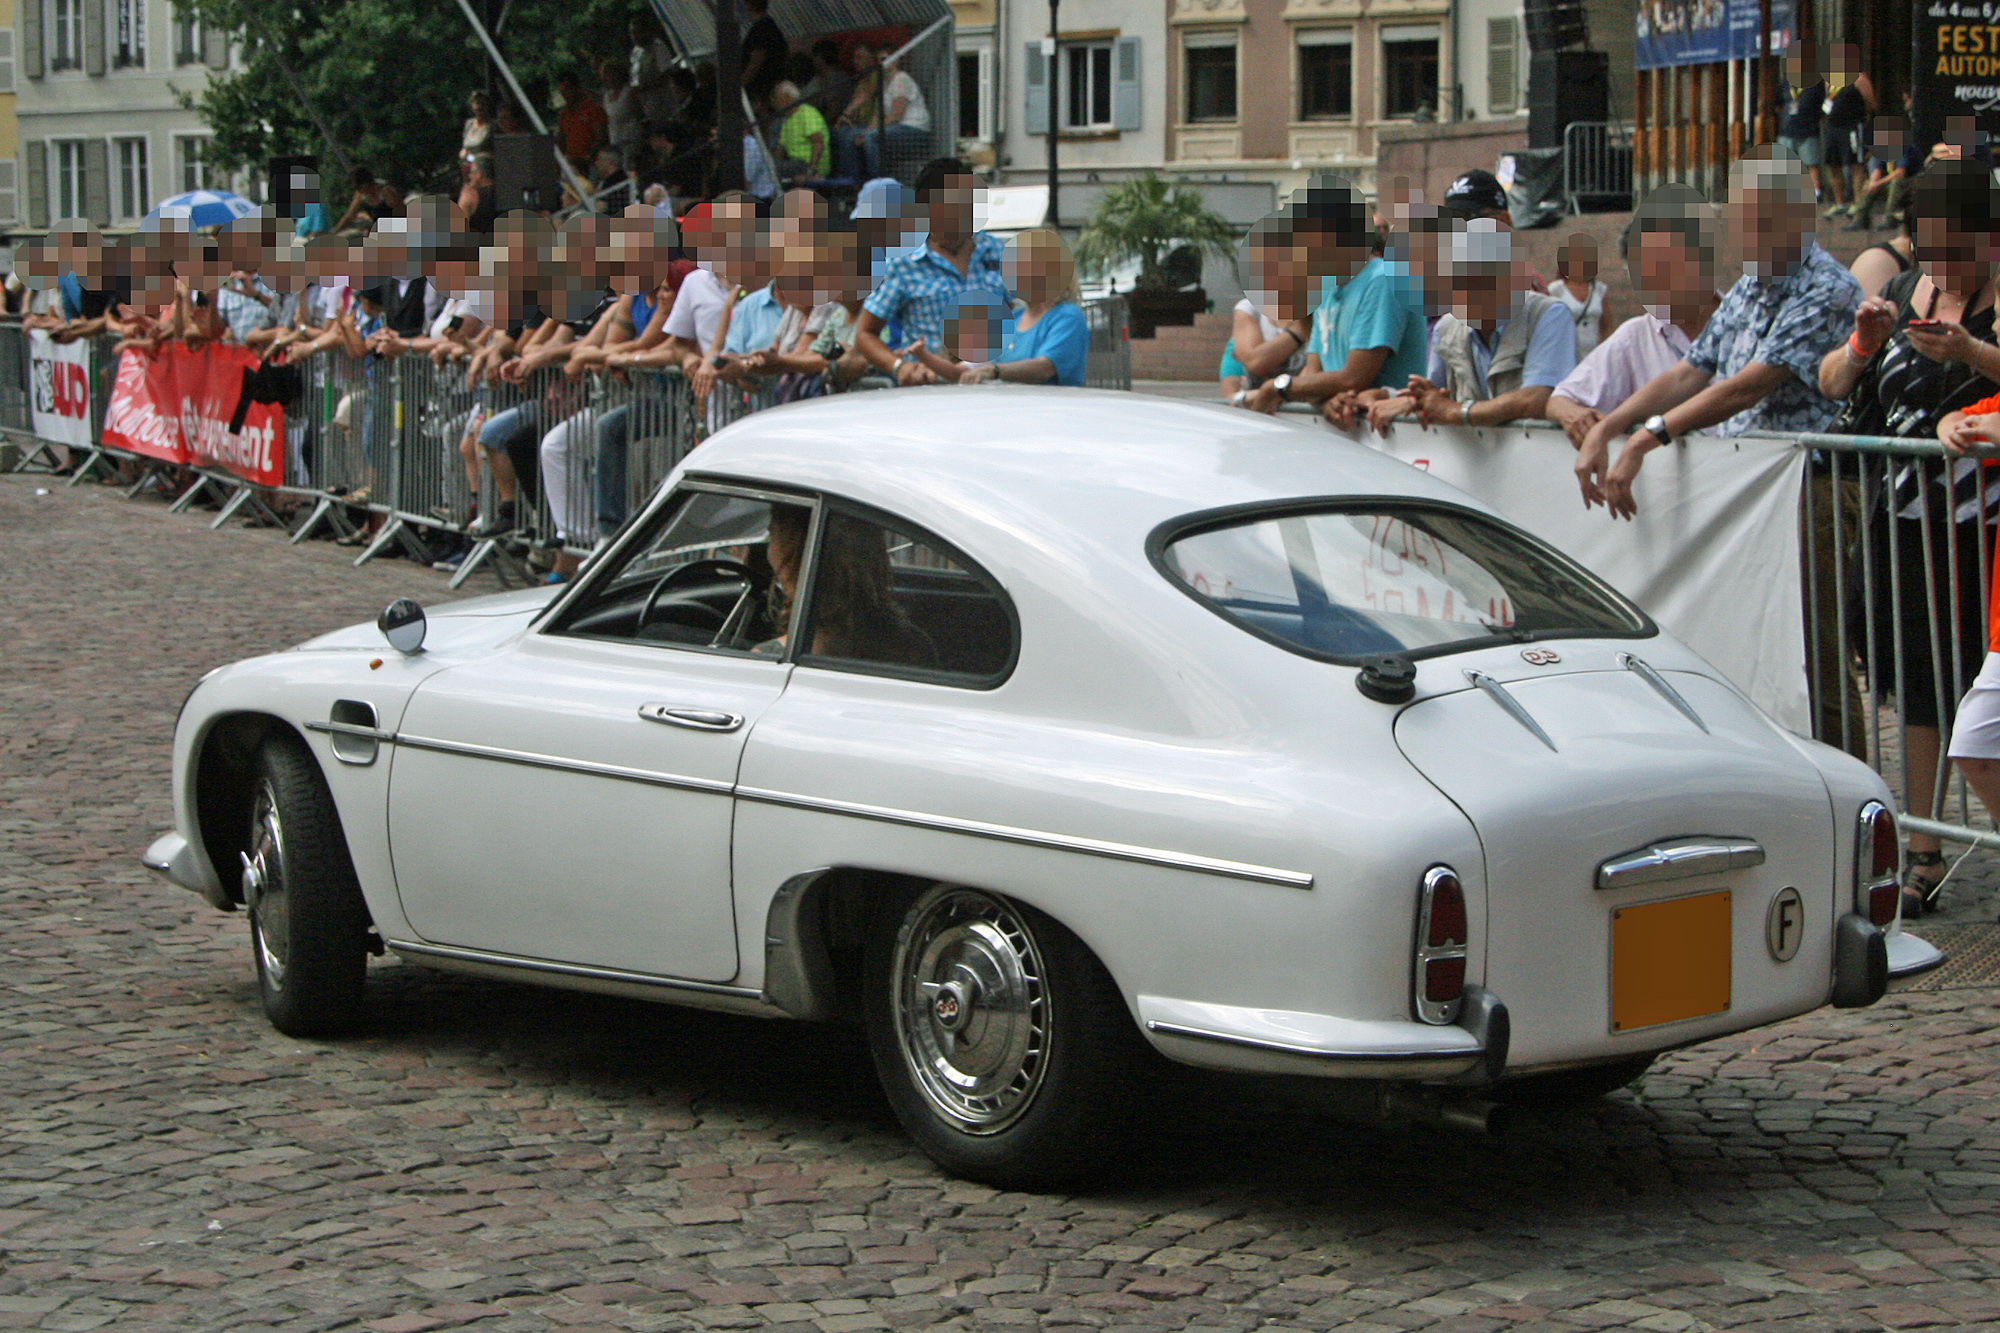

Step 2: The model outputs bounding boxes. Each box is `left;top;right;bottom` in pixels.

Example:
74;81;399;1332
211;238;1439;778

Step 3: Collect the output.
854;157;1010;387
1575;148;1861;519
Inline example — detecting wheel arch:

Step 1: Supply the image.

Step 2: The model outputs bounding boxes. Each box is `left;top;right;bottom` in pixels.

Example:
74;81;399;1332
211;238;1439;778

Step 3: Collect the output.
190;712;309;908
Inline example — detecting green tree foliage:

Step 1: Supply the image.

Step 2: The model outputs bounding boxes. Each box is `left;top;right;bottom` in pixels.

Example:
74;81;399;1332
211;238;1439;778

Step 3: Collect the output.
174;0;636;194
1071;173;1239;290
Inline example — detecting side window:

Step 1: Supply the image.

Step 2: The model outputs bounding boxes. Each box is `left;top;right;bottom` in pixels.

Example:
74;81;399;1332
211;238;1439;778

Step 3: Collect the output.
549;487;814;656
798;508;1016;687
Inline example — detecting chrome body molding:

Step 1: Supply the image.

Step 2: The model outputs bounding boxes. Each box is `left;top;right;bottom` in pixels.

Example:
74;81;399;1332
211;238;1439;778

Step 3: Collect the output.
391;733;736;796
1143;1020;1485;1079
733;786;1315;889
1595;836;1765;891
143;831;230;910
386;939;780;1016
1464;670;1558;752
1619;653;1709;732
303;719;394;742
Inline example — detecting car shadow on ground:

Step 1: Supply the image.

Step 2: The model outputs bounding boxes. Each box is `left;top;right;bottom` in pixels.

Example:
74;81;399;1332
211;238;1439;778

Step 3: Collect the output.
324;961;1794;1212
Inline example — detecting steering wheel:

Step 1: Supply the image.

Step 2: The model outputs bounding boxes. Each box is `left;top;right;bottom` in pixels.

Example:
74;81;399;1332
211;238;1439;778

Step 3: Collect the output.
636;558;765;636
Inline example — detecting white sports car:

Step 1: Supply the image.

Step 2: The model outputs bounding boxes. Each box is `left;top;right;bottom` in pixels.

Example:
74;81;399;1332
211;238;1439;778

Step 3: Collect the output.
148;389;1942;1187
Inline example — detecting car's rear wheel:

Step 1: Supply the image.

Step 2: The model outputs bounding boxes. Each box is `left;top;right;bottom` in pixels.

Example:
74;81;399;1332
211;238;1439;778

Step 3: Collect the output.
1491;1054;1655;1107
862;884;1145;1190
245;733;371;1037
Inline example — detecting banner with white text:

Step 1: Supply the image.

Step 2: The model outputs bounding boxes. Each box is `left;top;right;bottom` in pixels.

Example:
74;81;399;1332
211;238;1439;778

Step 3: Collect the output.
28;329;94;449
1351;422;1809;734
100;342;284;486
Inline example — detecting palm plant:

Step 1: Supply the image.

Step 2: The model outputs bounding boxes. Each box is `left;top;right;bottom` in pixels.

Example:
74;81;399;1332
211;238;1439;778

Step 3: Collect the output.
1072;173;1239;290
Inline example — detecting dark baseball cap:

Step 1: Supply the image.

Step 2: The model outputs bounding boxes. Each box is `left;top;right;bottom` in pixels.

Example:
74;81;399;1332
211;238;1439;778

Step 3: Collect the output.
1442;168;1509;216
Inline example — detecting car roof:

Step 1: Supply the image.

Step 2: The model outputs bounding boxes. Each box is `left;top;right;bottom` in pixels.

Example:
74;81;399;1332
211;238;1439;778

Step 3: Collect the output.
685;387;1493;543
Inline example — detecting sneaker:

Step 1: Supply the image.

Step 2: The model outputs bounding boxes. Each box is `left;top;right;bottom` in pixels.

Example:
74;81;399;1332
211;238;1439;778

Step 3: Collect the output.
468;499;516;537
431;552;466;572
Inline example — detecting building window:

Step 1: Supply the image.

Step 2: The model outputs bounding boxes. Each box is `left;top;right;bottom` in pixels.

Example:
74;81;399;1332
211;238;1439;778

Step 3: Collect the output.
1183;33;1237;124
173;8;202;65
1487;17;1519;115
178;136;212;192
1382;26;1440;120
956;46;992;141
50;0;83;71
1297;29;1353;120
1062;40;1113;130
115;137;149;218
52;140;85;219
113;0;147;68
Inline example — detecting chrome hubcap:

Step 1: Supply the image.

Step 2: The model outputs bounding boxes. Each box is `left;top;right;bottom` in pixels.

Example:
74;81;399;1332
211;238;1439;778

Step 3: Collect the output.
245;786;289;991
893;887;1049;1134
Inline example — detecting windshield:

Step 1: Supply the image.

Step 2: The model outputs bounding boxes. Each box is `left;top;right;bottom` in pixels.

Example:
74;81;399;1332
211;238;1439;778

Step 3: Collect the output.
1160;504;1649;660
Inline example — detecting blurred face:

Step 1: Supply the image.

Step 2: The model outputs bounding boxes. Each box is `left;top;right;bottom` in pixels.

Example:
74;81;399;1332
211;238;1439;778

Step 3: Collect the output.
1636;230;1705;310
924;175;976;240
1914;215;1995;294
849;45;875;75
1003;238;1060;302
180;241;230;289
1453;271;1510;330
1560;237;1599;284
1731;183;1811;277
946;296;999;362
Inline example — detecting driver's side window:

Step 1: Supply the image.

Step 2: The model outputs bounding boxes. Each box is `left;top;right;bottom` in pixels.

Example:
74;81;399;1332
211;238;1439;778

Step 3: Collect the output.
547;487;815;655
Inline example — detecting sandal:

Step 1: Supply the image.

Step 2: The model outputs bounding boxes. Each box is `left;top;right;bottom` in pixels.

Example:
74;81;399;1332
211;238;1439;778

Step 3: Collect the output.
1903;849;1947;919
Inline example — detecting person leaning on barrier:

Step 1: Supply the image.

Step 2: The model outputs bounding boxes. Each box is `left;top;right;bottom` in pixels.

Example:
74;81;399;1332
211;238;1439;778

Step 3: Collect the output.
1932;383;2000;850
854;158;1010;388
1544;185;1724;449
1574;148;1863;520
1219;216;1311;398
1365;220;1575;433
958;228;1090;387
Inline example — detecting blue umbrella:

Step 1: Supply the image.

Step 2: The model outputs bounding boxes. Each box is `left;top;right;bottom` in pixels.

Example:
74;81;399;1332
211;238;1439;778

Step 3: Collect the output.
142;189;258;231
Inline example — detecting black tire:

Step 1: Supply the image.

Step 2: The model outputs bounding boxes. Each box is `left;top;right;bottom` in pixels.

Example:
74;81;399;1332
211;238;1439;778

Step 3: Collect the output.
1491;1055;1654;1107
243;731;372;1037
862;884;1147;1191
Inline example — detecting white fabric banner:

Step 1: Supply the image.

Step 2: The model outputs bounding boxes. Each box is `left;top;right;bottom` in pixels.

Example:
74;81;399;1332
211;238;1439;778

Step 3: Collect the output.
1350;422;1809;733
29;329;93;449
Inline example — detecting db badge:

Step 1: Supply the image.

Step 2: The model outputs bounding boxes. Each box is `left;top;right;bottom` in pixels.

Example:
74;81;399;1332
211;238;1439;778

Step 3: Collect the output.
1520;648;1562;665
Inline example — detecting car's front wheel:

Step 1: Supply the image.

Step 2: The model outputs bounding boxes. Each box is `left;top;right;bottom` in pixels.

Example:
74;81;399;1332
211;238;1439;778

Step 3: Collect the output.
862;884;1145;1190
244;732;372;1037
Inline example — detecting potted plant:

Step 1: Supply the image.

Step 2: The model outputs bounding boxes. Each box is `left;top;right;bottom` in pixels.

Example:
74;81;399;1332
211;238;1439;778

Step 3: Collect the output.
1073;174;1239;338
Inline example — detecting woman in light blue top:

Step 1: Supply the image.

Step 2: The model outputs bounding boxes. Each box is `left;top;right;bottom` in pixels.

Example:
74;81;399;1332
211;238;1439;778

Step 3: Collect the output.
960;228;1089;386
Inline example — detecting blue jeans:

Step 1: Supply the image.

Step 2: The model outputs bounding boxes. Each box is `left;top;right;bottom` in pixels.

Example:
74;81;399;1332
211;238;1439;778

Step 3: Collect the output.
593;404;630;540
858;124;929;180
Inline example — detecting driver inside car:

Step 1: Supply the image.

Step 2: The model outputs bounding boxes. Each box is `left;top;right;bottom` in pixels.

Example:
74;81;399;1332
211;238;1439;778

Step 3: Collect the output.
758;507;936;668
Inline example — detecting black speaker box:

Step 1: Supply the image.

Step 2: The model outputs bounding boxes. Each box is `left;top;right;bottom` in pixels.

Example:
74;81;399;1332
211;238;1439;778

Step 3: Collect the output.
1524;0;1589;52
493;133;562;214
1528;49;1608;148
269;154;319;219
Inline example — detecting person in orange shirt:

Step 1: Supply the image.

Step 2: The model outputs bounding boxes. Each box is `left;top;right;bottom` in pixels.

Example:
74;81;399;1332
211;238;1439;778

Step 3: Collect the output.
1935;394;2000;849
554;71;609;173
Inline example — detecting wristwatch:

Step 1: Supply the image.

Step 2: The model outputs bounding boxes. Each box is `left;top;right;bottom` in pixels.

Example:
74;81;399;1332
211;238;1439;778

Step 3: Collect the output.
1273;373;1294;402
1641;413;1674;447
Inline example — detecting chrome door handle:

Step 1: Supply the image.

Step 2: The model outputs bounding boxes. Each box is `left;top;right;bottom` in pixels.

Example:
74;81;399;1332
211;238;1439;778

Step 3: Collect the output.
1596;837;1765;890
638;703;745;732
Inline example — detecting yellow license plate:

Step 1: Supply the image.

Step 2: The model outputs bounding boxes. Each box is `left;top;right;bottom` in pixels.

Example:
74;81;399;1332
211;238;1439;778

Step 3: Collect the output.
1611;891;1731;1032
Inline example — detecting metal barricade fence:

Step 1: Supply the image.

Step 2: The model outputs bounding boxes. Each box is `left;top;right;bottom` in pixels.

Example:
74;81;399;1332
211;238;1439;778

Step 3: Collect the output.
1562;122;1635;215
0;322;30;438
1085;297;1131;392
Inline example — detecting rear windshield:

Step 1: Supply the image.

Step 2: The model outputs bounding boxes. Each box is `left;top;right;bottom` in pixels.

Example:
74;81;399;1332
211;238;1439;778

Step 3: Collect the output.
1159;503;1649;661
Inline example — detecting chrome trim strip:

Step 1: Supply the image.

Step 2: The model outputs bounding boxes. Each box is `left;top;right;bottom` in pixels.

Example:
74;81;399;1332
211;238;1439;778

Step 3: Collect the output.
1465;670;1557;752
386;939;764;999
734;786;1315;889
1619;653;1709;733
1144;1020;1482;1062
1596;836;1765;890
304;720;394;741
392;733;735;796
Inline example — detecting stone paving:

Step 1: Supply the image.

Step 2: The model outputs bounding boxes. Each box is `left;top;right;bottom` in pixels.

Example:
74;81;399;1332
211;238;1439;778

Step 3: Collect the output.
9;473;2000;1333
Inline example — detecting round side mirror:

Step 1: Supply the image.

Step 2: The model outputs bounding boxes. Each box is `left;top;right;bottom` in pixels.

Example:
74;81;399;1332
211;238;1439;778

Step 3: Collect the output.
378;598;427;655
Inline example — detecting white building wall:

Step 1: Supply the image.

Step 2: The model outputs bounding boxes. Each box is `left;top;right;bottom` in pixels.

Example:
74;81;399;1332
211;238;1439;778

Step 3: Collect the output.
1454;0;1526;124
996;0;1169;200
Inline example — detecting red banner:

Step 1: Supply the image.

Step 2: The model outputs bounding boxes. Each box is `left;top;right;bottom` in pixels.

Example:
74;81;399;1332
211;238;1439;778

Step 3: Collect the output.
100;342;285;487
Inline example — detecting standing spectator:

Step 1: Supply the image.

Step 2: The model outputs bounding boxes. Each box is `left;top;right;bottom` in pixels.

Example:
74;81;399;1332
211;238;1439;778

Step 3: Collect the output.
854;158;1008;386
555;71;609;173
770;81;830;182
630;14;676;123
1822;47;1874;219
802;39;855;131
589;147;634;211
1545;185;1723;448
601;57;643;171
1366;221;1574;431
959;229;1090;386
1848;198;1914;299
861;55;931;181
1441;169;1548;293
1219;215;1310;396
1776;42;1829;205
331;167;402;239
459;154;499;236
463;91;496;156
740;0;790;110
1550;235;1611;360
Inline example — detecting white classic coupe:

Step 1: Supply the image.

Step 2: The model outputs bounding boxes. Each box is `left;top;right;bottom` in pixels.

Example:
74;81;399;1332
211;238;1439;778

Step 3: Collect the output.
148;389;1942;1187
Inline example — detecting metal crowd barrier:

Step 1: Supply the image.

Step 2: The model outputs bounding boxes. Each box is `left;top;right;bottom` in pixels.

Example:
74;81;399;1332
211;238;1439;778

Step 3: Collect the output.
1085;296;1132;392
1562;122;1635;215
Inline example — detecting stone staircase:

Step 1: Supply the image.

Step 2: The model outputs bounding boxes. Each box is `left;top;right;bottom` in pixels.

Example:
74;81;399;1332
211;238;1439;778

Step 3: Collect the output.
1130;310;1235;383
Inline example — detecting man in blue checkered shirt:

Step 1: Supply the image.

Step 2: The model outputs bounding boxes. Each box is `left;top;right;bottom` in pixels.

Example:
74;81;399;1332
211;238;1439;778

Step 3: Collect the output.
855;158;1011;387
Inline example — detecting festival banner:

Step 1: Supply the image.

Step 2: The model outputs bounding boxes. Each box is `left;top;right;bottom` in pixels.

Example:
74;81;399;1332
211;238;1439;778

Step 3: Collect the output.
1912;1;2000;157
28;329;94;449
100;341;284;486
1637;0;1794;71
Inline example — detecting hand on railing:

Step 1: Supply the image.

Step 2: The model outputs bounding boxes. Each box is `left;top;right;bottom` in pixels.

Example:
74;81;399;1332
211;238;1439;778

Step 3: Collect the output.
1366;390;1420;435
1545;394;1603;450
1941;411;2000;457
1320;388;1386;431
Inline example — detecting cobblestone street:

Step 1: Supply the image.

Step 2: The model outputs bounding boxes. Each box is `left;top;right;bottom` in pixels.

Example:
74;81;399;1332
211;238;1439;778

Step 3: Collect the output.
11;473;2000;1333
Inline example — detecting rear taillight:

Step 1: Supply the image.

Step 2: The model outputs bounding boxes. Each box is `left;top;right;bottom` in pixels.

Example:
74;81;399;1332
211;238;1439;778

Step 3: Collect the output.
1415;867;1468;1023
1856;801;1900;927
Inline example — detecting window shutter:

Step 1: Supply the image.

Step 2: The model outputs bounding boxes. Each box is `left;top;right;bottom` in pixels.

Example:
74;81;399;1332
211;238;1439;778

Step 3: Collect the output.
82;0;102;74
1486;17;1518;116
0;160;18;223
20;2;40;79
83;136;108;224
202;24;225;69
979;47;993;140
24;140;46;227
1113;36;1141;131
1024;42;1048;136
0;30;16;91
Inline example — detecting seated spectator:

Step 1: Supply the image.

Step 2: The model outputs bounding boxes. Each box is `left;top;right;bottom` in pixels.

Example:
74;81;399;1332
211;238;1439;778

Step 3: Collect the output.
1550;235;1611;360
854;158;1009;387
1441;169;1548;293
332;166;402;239
770;81;830;183
1575;149;1862;518
590;147;634;211
1220;215;1310;397
555;71;609;173
832;43;883;179
1545;184;1723;448
744;128;781;205
960;228;1089;386
802;38;855;131
1366;220;1574;432
1849;103;1919;232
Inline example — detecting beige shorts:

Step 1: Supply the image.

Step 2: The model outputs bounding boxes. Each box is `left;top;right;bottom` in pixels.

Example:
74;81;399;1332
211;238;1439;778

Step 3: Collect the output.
1947;651;2000;760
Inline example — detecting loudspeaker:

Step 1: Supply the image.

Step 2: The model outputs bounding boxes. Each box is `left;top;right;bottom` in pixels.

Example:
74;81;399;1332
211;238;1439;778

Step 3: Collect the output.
1528;49;1608;148
269;154;319;219
493;133;562;214
1524;0;1589;52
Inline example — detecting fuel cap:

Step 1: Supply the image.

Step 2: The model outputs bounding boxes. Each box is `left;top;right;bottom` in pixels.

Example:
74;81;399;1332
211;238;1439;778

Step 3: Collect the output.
1356;653;1417;704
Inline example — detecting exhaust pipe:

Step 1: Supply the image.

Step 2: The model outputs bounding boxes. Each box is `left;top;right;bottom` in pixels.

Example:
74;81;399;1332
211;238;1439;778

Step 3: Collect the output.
1375;1084;1511;1137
